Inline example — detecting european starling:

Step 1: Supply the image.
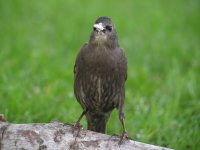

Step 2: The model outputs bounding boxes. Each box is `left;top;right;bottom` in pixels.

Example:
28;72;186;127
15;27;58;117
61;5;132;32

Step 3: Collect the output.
74;16;127;140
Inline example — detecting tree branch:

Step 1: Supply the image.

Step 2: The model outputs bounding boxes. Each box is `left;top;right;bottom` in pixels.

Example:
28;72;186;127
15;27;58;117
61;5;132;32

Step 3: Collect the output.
0;121;172;150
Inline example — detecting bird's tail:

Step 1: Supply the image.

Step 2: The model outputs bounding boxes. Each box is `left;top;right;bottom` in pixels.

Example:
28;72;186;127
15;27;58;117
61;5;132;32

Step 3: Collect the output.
86;112;110;133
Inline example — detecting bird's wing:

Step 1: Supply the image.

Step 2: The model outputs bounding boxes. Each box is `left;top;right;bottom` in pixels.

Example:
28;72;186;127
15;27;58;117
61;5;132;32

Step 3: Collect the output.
74;43;88;76
119;48;128;81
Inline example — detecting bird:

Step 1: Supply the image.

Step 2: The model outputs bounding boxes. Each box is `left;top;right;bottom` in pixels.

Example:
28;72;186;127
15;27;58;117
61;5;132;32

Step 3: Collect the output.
73;16;128;141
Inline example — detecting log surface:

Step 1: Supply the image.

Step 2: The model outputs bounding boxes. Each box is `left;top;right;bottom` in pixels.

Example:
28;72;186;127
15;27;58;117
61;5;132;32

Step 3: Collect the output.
0;121;172;150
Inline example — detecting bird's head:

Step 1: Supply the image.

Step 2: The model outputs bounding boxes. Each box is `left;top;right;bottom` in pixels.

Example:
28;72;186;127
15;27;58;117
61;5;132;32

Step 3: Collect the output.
89;16;118;47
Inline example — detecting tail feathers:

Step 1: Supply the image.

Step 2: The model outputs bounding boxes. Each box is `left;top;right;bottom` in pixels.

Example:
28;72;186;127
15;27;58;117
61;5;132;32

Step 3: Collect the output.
86;113;110;133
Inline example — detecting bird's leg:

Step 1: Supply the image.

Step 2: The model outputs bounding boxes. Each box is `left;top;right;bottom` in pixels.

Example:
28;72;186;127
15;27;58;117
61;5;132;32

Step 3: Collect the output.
118;108;128;145
73;109;88;138
74;109;88;129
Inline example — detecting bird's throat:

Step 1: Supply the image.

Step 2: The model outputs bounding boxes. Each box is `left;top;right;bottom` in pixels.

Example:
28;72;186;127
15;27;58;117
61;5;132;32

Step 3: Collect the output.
94;34;107;43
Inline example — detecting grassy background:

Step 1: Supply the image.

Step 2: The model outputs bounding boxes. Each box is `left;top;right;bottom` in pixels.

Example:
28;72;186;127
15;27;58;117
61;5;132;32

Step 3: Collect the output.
0;0;200;149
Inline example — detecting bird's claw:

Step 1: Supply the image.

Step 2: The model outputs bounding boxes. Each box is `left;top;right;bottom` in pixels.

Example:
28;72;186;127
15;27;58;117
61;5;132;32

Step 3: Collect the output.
72;122;83;137
74;122;82;129
0;114;7;122
118;131;128;145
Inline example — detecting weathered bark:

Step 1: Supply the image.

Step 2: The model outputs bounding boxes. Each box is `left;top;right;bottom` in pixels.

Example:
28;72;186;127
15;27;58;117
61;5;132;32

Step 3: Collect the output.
0;121;172;150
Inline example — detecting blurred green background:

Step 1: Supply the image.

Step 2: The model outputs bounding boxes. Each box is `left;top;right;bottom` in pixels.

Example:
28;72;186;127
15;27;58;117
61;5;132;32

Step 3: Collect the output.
0;0;200;149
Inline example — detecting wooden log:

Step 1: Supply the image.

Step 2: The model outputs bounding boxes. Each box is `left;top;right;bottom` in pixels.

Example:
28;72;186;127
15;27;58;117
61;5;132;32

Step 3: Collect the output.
0;121;172;150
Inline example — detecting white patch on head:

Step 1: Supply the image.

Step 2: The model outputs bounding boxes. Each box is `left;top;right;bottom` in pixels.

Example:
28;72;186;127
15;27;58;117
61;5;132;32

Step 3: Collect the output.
93;22;104;31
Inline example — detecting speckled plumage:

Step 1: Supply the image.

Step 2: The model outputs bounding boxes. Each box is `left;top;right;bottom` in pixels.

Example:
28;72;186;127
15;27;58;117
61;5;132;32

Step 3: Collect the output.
74;16;127;134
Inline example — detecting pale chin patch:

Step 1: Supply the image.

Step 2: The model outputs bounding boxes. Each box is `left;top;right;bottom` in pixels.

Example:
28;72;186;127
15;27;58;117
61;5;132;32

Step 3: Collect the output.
95;34;107;42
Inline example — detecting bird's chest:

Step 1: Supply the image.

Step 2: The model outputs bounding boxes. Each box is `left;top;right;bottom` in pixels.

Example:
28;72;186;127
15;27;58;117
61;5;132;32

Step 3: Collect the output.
77;51;119;112
80;74;118;112
82;49;117;76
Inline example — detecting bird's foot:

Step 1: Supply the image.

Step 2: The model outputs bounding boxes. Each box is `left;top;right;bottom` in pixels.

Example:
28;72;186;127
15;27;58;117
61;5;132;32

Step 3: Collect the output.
0;114;7;122
73;121;83;137
74;121;82;130
118;131;128;145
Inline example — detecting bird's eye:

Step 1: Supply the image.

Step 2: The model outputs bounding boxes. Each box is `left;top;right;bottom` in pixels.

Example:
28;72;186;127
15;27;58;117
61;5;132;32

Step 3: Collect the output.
93;27;97;31
106;25;112;32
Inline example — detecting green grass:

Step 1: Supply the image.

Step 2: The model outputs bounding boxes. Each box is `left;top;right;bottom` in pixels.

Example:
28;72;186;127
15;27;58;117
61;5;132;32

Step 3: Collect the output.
0;0;200;149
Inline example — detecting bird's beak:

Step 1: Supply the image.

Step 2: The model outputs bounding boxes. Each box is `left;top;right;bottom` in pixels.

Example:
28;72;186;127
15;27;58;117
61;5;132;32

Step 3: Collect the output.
93;23;105;32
